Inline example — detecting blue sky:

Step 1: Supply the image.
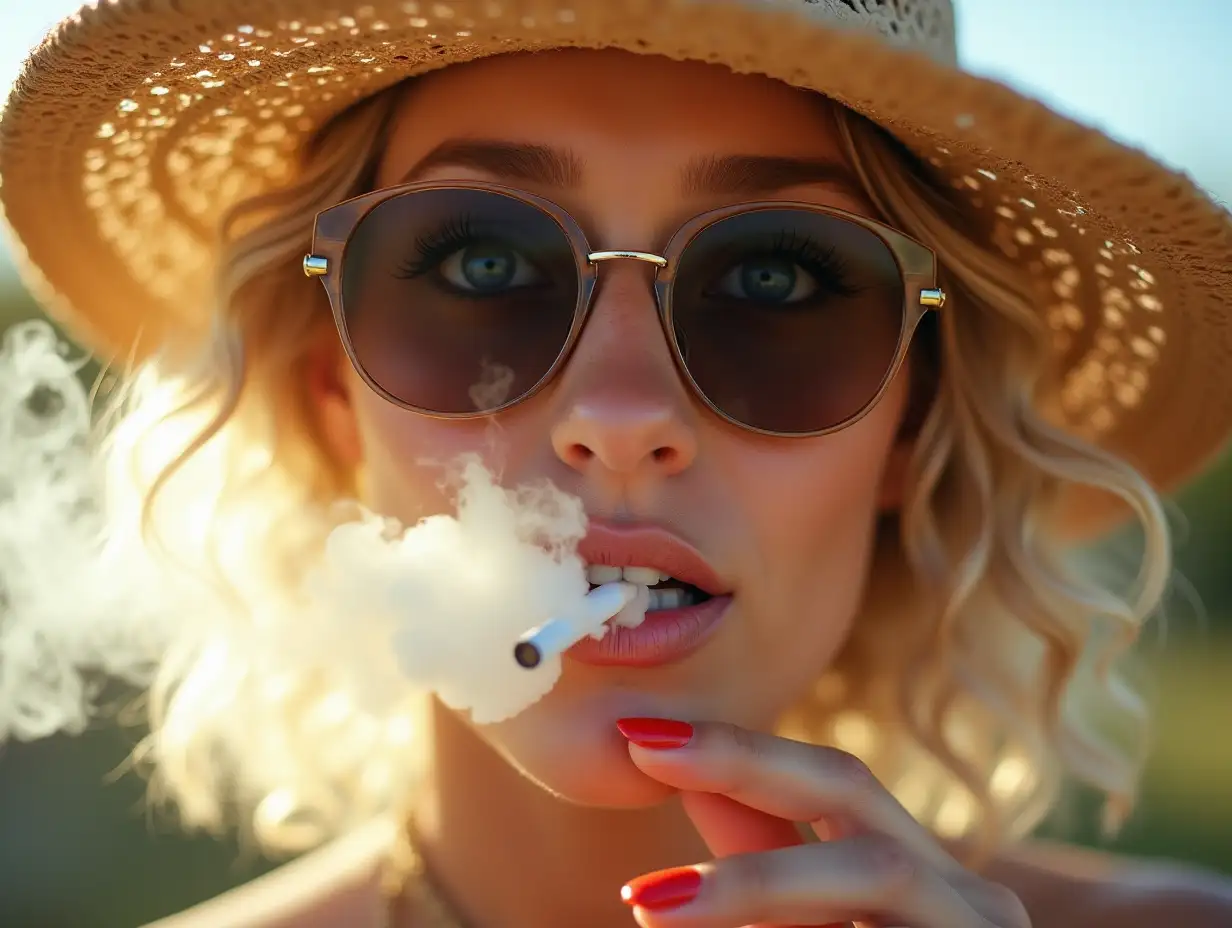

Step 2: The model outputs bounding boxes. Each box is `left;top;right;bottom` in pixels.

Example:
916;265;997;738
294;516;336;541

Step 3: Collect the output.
0;0;1227;274
955;0;1229;201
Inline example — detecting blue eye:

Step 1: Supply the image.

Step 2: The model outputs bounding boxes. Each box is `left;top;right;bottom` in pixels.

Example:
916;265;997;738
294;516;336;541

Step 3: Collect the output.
439;244;542;293
716;257;819;304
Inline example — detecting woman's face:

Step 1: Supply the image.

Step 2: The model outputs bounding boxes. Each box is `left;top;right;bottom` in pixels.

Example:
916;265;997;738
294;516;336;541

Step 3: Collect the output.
315;49;913;808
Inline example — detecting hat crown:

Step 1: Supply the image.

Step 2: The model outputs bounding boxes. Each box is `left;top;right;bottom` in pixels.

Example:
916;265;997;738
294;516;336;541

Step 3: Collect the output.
3;0;1229;537
776;0;958;63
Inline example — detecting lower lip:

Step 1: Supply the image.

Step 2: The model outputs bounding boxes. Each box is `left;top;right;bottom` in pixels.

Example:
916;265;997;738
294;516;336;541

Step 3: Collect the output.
565;595;731;668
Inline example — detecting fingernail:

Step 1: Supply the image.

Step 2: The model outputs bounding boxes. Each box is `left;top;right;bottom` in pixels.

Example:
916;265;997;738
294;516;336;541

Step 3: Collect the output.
621;867;703;910
616;717;694;749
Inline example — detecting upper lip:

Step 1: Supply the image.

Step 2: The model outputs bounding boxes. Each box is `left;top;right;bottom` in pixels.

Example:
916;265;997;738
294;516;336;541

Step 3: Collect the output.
578;521;729;596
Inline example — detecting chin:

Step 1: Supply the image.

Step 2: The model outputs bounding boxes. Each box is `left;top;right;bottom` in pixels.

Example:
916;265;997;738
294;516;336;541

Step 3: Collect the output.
479;676;695;808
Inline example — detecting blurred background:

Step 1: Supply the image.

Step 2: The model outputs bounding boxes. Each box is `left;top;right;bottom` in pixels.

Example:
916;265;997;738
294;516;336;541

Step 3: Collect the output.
0;0;1229;925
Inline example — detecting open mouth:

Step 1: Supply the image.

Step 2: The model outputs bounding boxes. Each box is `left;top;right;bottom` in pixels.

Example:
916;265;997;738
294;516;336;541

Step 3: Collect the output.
585;564;714;612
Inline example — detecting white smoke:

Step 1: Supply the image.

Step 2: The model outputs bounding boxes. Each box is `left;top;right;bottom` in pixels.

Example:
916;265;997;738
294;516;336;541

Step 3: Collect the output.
0;319;604;753
295;458;594;724
0;320;169;743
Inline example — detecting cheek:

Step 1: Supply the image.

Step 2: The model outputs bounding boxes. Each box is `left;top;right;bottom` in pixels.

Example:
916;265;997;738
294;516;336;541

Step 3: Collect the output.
346;381;674;805
349;379;494;518
753;428;890;595
719;385;906;710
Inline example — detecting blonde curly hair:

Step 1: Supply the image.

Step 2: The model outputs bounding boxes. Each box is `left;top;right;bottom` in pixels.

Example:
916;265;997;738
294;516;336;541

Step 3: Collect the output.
80;84;1168;865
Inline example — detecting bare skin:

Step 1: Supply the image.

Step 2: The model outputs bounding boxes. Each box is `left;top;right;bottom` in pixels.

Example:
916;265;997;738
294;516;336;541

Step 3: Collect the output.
149;49;1231;928
142;806;1232;928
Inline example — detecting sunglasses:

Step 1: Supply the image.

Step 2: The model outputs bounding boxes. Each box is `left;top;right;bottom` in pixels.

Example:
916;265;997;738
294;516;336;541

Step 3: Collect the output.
304;182;944;437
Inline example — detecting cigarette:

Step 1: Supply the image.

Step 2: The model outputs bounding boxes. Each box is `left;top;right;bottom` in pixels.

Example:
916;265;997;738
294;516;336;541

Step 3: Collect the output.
513;581;638;669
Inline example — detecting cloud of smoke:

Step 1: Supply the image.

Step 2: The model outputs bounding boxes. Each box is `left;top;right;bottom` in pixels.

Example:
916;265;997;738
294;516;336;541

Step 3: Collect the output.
0;319;607;755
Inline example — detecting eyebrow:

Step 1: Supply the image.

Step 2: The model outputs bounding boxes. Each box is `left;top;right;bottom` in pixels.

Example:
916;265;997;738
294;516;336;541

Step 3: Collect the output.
401;139;583;186
399;139;859;197
679;154;859;197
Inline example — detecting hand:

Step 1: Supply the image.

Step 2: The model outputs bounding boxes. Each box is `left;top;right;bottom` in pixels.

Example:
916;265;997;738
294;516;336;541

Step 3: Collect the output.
615;718;1032;928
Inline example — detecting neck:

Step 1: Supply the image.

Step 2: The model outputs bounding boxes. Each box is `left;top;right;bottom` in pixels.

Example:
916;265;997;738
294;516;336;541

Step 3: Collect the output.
405;698;708;928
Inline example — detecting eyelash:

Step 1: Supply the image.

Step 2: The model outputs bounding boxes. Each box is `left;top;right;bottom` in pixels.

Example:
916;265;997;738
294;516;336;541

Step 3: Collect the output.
391;217;861;298
754;230;860;298
394;214;479;280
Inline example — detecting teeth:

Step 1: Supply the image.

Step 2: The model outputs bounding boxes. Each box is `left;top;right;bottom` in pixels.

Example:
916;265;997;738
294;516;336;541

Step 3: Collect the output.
648;588;689;610
610;583;651;628
603;584;700;628
584;565;705;619
621;566;663;587
585;564;674;587
587;565;623;585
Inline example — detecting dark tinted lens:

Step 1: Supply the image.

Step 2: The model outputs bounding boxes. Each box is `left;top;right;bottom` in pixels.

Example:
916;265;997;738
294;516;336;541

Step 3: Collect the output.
341;189;579;413
672;209;905;433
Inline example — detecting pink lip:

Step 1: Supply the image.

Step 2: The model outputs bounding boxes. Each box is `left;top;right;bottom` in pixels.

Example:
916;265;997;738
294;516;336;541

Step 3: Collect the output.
566;521;732;668
576;522;730;596
565;596;731;667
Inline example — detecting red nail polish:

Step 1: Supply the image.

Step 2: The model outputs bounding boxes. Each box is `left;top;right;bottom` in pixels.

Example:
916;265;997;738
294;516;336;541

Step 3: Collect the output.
621;867;703;910
616;717;694;749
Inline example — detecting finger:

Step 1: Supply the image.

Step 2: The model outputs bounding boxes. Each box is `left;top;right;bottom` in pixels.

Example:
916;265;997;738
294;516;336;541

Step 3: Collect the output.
622;834;984;928
679;796;849;928
680;791;805;856
619;719;954;875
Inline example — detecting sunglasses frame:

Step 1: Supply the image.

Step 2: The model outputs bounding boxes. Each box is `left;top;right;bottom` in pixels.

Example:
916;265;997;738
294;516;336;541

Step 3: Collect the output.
305;180;945;438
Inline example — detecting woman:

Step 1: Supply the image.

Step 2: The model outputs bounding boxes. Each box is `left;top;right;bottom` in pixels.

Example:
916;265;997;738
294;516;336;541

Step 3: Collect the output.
1;1;1230;926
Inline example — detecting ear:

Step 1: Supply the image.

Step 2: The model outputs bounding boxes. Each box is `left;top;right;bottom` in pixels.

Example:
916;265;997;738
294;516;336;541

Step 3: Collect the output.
876;437;913;513
303;326;363;469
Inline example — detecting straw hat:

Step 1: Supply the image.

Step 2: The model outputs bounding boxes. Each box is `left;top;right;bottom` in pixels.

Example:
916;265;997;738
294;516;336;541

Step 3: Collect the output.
1;0;1229;535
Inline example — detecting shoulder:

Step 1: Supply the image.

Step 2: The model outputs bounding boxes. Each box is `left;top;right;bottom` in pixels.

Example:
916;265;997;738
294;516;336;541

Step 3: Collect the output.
139;817;399;928
985;837;1232;928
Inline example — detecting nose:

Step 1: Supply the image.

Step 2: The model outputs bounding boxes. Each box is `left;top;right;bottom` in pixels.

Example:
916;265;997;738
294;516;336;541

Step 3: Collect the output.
552;397;697;477
549;268;698;483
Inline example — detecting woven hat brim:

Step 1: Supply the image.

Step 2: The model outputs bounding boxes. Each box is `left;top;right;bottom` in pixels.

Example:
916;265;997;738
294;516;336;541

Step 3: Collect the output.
1;0;1230;538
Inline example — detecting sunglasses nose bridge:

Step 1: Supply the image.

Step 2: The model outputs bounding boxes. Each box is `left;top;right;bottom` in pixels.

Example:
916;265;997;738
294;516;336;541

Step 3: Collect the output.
573;249;677;379
582;248;672;323
580;248;672;332
587;250;668;269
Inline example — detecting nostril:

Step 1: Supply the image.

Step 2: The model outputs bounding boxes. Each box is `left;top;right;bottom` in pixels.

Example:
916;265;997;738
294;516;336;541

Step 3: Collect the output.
552;421;696;475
